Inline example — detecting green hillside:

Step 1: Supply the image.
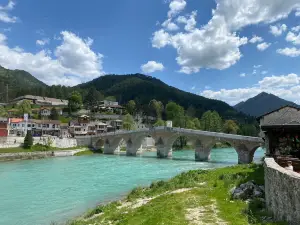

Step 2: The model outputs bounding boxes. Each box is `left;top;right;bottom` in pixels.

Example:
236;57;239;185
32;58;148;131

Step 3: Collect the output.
78;74;254;122
0;66;47;101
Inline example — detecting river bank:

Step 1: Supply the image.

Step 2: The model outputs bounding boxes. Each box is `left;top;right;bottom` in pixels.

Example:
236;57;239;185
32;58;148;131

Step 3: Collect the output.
0;148;88;161
68;163;285;225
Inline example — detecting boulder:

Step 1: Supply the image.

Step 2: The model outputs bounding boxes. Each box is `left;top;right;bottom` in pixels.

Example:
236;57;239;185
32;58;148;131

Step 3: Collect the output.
231;181;265;200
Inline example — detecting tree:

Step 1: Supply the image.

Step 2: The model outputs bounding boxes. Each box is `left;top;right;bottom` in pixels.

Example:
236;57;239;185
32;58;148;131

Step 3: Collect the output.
186;105;196;118
201;110;222;132
186;117;196;129
85;87;104;110
154;119;165;127
223;120;239;134
122;114;136;130
0;106;7;117
24;131;33;149
150;99;164;119
126;100;136;115
165;101;185;127
238;124;258;137
50;107;59;120
193;118;201;130
68;91;83;113
105;96;116;102
17;100;32;116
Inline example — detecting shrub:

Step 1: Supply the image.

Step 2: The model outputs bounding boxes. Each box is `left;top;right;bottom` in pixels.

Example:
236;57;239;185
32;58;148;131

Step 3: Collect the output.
24;131;33;149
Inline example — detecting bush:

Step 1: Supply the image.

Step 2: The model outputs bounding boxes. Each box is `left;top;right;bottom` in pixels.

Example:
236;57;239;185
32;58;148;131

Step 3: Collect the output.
31;143;51;151
24;131;33;149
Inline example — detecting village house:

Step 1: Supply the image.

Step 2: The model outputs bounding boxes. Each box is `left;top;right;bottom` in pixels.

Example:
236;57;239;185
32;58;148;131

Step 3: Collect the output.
97;100;124;114
9;118;61;137
0;117;9;137
9;95;68;107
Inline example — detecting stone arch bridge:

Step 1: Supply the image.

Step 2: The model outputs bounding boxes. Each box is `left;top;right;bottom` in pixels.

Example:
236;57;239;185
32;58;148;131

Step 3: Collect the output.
76;127;264;164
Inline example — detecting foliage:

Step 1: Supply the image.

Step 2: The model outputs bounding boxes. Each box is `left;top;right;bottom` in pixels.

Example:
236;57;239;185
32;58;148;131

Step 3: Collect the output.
122;114;135;130
84;87;104;110
49;107;60;120
192;118;201;129
17;100;32;116
154;119;165;127
165;101;185;127
186;105;196;117
31;143;51;151
105;96;116;101
223;120;239;134
74;150;94;156
201;110;222;132
59;116;72;123
185;117;196;129
0;105;7;117
126;100;136;115
238;124;259;137
23;131;33;149
68;91;83;113
149;99;164;119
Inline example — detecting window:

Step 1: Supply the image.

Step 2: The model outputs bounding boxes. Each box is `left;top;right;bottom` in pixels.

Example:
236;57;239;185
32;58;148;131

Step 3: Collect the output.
52;124;55;128
32;124;35;128
22;124;24;127
28;124;31;127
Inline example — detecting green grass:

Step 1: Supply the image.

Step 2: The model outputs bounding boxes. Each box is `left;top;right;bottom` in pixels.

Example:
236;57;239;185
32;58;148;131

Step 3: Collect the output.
68;164;286;225
0;146;86;153
74;150;94;156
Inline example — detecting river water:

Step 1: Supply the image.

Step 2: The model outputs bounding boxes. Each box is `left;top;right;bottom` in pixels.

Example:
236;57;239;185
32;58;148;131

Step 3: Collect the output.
0;148;265;225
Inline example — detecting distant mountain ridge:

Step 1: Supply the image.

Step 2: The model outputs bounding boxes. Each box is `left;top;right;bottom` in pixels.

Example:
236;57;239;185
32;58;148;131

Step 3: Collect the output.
234;92;299;117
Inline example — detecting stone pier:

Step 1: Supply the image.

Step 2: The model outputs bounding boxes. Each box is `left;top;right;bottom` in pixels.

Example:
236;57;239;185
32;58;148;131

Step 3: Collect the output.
194;137;215;161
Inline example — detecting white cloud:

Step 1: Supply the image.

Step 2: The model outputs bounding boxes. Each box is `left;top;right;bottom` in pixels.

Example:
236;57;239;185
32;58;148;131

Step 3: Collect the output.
141;61;164;73
269;24;287;36
191;86;195;90
162;18;179;31
249;35;263;43
0;31;104;86
286;31;300;45
277;47;300;57
261;70;268;75
152;0;299;74
253;65;262;69
296;8;300;16
292;26;300;32
36;38;50;46
168;0;186;18
240;73;246;77
257;42;271;51
252;69;257;75
0;0;17;23
259;73;299;88
201;73;300;105
176;11;197;32
152;29;170;48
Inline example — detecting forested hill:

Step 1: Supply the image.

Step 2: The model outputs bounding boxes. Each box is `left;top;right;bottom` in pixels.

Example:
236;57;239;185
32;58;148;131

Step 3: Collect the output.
234;92;299;117
78;74;254;122
0;66;47;101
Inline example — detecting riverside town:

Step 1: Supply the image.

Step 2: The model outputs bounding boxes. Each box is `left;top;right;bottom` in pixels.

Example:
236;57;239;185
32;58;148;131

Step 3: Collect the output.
0;1;300;225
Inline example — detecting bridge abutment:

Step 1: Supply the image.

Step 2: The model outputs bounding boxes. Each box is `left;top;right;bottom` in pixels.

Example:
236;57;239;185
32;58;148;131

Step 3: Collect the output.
126;137;143;156
231;141;261;164
103;137;122;155
194;137;215;161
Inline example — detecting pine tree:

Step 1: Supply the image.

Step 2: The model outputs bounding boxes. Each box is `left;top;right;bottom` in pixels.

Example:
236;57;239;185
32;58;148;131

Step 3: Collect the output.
24;131;33;149
50;107;59;120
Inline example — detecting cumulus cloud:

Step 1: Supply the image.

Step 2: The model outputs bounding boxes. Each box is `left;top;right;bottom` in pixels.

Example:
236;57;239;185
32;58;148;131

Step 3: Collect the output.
269;24;287;36
277;47;300;57
249;35;263;43
201;73;300;105
292;26;300;32
0;31;104;86
240;73;246;77
141;61;164;73
162;19;179;31
168;0;186;18
36;38;50;46
152;0;299;74
253;65;262;69
261;70;268;75
257;42;271;51
177;11;197;32
286;31;300;45
0;0;17;23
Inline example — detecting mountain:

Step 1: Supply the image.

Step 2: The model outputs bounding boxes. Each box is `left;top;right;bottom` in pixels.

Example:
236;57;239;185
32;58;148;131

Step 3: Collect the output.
78;73;254;122
0;66;47;101
234;92;299;117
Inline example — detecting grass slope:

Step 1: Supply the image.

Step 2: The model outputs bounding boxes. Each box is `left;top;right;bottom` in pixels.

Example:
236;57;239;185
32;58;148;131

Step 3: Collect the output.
67;164;286;225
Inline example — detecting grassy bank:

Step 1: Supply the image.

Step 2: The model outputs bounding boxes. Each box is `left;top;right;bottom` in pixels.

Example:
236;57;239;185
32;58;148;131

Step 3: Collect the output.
67;164;285;225
0;146;85;154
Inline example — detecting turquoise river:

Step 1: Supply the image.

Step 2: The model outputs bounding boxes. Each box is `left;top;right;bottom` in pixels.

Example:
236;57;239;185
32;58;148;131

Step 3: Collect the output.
0;148;265;225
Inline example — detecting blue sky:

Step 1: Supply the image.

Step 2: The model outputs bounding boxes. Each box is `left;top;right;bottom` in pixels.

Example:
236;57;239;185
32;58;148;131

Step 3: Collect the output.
0;0;300;105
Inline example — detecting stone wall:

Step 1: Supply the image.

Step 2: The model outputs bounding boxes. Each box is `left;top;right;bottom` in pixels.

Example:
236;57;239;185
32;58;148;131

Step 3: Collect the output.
264;158;300;224
0;137;77;149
